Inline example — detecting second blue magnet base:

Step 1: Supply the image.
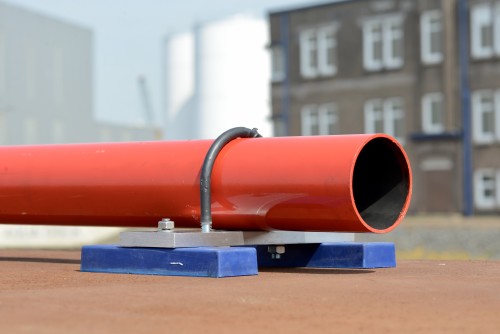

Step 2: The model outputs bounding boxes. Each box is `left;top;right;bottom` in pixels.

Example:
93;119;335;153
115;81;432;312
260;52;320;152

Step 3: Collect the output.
253;242;396;269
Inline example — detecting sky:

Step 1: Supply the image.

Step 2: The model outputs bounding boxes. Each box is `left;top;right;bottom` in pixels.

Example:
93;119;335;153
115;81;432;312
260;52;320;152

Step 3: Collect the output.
4;0;323;126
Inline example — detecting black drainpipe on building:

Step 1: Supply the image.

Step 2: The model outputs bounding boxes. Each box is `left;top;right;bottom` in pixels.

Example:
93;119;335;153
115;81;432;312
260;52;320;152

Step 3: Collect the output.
458;0;473;216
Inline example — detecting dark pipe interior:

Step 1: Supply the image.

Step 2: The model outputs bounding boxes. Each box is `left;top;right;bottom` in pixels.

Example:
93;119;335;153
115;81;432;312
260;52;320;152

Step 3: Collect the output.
352;138;411;230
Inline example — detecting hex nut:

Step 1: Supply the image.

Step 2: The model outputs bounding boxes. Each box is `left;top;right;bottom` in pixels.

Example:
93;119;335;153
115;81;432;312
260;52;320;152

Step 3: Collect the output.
275;245;286;254
158;219;175;230
267;245;286;255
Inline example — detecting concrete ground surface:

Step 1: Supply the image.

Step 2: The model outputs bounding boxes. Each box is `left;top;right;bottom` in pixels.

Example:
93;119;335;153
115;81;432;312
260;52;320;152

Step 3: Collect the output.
357;214;500;260
1;249;499;333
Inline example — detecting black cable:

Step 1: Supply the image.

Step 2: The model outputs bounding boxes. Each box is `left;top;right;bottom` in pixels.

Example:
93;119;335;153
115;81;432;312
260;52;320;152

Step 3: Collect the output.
200;127;262;232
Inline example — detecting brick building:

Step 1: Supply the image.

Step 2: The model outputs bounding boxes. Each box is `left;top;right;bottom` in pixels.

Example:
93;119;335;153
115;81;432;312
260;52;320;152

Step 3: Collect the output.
269;0;500;215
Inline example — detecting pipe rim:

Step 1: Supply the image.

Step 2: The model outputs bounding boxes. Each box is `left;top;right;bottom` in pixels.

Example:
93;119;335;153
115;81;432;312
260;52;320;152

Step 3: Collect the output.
351;135;412;233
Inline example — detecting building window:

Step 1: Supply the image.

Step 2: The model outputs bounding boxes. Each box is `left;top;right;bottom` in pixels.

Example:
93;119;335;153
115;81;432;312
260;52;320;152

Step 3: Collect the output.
474;169;497;209
363;16;404;71
364;97;405;143
299;24;338;79
300;29;317;78
364;99;384;133
363;21;383;71
317;25;337;76
385;98;405;141
270;45;285;82
420;10;443;64
470;2;500;59
471;90;499;144
301;103;338;136
422;93;444;134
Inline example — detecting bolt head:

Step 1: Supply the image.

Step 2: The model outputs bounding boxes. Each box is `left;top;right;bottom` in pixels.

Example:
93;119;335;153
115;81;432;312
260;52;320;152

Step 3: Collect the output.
158;219;174;230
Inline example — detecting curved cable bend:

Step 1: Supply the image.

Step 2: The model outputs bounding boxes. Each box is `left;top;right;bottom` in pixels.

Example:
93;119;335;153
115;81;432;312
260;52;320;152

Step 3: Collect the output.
200;127;262;233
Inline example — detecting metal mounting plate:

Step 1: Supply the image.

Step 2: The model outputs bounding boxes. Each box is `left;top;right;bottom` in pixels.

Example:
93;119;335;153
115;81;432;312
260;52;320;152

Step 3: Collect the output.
119;230;354;248
243;231;353;245
119;230;245;248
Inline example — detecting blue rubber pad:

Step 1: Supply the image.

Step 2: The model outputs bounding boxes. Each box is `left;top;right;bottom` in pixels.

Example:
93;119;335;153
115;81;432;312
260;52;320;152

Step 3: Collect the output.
81;245;258;278
253;242;396;269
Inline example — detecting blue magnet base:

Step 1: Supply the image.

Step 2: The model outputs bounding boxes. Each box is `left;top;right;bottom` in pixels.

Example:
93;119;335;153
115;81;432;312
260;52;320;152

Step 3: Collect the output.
253;242;396;269
80;245;258;278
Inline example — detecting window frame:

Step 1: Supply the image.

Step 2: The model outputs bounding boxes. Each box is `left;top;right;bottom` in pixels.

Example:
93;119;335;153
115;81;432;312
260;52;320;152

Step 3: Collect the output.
299;24;338;79
317;25;337;76
301;103;338;136
363;16;404;71
363;20;384;71
270;45;285;82
422;92;445;134
471;3;495;59
472;89;496;144
474;168;496;209
301;104;319;135
384;97;405;144
494;2;500;55
364;97;405;144
420;10;443;65
299;28;318;79
318;103;338;135
364;99;384;133
384;17;404;69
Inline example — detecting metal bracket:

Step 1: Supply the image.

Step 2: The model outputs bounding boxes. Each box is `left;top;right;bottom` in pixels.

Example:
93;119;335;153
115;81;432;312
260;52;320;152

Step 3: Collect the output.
119;219;354;248
120;229;245;248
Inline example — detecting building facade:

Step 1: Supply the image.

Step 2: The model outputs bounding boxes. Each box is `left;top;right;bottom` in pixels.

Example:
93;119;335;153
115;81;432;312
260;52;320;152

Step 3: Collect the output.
269;0;500;215
0;1;155;145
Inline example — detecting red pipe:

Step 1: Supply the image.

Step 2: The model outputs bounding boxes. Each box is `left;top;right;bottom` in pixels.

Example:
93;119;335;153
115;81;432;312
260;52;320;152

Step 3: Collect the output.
0;134;411;233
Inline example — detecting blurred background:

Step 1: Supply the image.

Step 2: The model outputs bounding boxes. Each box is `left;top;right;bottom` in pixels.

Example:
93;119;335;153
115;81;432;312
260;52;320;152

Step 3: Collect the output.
0;0;499;260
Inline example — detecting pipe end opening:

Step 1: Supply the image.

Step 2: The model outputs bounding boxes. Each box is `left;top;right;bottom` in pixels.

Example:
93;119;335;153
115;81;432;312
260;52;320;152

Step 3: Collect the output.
353;137;411;232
